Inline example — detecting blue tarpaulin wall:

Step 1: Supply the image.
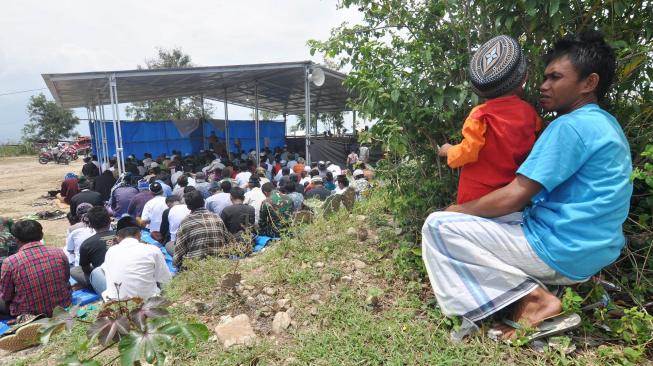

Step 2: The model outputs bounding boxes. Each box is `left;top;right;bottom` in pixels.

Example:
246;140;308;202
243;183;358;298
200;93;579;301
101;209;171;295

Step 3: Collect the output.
90;120;286;158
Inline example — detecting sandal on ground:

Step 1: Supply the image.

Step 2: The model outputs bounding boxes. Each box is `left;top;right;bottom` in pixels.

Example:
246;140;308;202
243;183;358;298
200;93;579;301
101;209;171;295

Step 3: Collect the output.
0;322;45;352
487;313;581;343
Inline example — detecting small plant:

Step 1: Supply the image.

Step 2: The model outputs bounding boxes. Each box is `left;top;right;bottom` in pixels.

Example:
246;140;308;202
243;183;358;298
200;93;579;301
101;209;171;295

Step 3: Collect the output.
609;307;653;344
40;292;209;366
561;287;584;314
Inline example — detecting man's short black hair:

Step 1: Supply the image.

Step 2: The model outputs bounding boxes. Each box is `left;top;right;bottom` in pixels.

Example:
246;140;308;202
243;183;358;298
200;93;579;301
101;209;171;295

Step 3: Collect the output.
116;216;139;231
337;175;349;187
183;185;197;194
165;195;180;205
544;30;616;100
230;186;245;200
284;181;296;193
282;167;290;175
184;190;205;211
86;206;111;230
11;220;43;243
117;226;140;238
261;182;274;194
178;175;190;188
220;180;232;193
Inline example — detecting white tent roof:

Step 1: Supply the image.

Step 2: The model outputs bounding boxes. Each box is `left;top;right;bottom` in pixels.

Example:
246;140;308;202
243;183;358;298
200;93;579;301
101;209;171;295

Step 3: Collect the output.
42;61;351;114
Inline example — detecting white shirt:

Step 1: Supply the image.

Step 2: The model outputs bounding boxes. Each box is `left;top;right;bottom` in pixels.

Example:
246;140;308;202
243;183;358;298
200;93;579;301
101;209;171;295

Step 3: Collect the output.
102;237;172;301
235;172;252;188
300;176;311;186
327;164;342;176
205;192;232;215
170;171;183;186
141;195;168;232
167;204;191;242
273;170;283;183
65;227;95;266
244;187;266;224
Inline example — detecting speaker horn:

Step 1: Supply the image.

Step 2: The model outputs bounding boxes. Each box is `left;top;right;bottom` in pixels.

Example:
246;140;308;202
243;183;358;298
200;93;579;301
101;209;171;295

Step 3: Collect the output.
309;67;325;87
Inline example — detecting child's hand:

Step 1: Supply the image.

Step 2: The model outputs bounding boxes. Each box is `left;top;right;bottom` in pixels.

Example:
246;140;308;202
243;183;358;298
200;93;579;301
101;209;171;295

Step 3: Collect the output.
438;143;453;157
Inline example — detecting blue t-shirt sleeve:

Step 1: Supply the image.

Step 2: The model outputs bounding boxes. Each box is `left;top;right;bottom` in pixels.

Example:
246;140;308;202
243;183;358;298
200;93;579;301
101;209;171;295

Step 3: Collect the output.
517;118;587;192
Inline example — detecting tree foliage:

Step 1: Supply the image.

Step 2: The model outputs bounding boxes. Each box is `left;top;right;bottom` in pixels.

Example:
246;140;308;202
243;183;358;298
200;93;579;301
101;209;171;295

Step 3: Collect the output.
125;48;214;121
23;93;79;144
249;110;282;120
310;0;653;348
292;112;346;134
310;0;653;230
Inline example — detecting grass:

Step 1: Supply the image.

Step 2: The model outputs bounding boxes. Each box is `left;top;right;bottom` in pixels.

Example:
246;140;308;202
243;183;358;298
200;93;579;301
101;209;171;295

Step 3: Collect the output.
10;191;641;365
0;143;38;157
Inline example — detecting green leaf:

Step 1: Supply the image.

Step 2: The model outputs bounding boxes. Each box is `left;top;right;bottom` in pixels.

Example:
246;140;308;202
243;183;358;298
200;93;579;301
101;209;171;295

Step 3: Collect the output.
391;89;400;102
548;0;560;16
40;323;64;345
161;322;210;347
119;329;172;366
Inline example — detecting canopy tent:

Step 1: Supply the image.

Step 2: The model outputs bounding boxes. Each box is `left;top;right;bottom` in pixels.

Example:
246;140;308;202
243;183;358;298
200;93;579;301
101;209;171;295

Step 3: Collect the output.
42;61;352;174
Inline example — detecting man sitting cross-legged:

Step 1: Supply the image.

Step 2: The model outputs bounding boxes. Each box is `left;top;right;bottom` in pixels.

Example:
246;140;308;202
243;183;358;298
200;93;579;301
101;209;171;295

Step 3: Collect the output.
102;222;172;301
0;220;71;317
173;190;229;269
421;31;633;340
71;207;115;294
220;187;255;238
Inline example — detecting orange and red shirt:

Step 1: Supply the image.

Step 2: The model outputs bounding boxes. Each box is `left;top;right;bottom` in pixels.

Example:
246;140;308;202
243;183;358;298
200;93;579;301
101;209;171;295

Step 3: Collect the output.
447;95;542;204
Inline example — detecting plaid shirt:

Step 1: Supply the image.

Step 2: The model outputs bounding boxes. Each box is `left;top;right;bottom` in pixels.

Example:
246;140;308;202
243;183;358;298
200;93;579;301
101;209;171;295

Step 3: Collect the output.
0;242;71;316
173;208;228;269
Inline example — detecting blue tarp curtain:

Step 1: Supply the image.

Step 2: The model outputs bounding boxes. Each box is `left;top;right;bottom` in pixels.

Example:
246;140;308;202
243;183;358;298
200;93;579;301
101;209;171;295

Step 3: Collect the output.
90;120;286;159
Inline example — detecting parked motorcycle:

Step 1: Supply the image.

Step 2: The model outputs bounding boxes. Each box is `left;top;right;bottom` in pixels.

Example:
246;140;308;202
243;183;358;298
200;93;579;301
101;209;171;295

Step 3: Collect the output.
38;149;71;165
63;145;79;160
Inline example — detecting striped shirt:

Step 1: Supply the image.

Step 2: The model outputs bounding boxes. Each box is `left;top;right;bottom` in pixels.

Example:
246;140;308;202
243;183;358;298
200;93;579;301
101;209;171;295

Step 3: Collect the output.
173;208;228;269
0;242;71;316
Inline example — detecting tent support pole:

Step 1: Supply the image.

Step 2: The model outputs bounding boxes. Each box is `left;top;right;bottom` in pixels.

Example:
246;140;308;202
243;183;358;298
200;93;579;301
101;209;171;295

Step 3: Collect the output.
92;106;103;172
99;105;109;173
201;94;207;151
304;65;311;165
254;82;260;167
224;88;229;160
88;106;100;170
352;110;357;137
108;74;124;175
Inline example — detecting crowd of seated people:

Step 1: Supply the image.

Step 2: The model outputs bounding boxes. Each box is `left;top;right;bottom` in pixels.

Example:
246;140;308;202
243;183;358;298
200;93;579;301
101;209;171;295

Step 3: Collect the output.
0;146;374;328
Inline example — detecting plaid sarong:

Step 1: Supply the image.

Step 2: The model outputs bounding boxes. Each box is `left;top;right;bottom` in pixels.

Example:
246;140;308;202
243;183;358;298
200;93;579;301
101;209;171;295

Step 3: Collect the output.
421;212;577;322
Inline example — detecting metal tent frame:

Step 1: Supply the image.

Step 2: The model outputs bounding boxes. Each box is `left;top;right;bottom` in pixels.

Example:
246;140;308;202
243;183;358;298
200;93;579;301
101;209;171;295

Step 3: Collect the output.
42;61;351;174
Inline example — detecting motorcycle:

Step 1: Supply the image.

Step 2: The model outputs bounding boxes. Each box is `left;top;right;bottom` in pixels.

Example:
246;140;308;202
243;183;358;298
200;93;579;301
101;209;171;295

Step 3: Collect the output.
38;149;71;165
63;145;79;160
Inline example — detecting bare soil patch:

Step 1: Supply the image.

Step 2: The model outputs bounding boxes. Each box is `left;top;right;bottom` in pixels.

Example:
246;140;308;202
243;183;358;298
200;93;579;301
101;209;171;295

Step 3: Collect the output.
0;156;83;247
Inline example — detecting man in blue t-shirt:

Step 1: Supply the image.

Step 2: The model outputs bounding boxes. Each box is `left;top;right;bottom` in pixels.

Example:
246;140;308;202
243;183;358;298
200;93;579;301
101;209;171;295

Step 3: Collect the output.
421;31;632;340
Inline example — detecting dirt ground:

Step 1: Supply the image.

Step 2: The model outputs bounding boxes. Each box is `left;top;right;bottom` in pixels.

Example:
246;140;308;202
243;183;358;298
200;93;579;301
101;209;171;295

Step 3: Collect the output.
0;156;84;247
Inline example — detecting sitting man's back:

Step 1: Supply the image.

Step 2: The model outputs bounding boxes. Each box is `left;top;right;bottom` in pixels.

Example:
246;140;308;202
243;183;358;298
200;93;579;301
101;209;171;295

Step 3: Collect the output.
0;220;71;316
102;226;171;300
174;190;229;268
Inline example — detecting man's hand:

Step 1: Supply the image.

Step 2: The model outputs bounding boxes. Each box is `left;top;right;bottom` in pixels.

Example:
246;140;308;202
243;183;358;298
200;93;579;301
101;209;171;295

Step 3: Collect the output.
446;175;542;218
438;143;453;157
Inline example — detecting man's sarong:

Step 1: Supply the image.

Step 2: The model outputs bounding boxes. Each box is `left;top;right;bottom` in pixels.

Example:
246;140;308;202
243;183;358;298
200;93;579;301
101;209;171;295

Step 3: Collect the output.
421;212;577;322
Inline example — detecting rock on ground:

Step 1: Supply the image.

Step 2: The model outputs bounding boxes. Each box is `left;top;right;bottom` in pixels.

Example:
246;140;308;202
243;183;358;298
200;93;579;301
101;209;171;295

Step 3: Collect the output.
214;314;257;348
272;311;292;335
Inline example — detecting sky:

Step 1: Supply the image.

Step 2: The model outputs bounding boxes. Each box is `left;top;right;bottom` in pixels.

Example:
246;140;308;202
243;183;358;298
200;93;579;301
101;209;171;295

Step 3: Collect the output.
0;0;363;143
